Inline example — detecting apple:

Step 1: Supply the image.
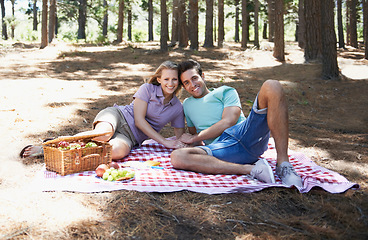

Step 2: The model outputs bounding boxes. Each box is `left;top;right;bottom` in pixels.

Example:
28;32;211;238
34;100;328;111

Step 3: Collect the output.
109;162;120;170
58;141;70;148
95;164;109;177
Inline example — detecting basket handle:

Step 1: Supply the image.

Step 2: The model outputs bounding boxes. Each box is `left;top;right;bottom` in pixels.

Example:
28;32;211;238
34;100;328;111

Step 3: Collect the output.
43;131;112;145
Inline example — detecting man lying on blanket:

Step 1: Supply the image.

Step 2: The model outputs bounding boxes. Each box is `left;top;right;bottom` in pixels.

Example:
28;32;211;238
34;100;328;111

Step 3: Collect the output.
171;59;302;187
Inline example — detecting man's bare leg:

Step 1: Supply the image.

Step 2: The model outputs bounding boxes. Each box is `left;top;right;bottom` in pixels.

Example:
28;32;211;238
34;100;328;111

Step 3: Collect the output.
171;147;253;175
171;147;275;183
257;80;302;187
257;80;289;166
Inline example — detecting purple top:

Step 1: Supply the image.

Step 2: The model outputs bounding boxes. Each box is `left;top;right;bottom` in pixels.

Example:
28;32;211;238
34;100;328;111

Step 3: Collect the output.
115;83;185;145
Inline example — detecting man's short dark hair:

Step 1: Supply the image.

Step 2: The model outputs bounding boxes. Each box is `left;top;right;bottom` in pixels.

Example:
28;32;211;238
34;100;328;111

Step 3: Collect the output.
178;59;202;82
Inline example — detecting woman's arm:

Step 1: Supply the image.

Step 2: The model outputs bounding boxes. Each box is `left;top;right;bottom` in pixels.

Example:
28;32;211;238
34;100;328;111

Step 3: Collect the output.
134;98;184;149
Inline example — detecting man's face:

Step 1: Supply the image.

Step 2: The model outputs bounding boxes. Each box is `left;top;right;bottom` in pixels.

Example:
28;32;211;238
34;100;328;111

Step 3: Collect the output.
180;68;209;98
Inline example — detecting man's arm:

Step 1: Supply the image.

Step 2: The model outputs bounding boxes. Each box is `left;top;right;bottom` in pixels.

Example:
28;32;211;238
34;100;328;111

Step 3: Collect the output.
180;106;241;144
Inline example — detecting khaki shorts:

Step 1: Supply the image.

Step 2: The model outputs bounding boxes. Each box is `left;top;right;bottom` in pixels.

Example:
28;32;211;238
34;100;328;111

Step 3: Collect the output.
93;107;137;149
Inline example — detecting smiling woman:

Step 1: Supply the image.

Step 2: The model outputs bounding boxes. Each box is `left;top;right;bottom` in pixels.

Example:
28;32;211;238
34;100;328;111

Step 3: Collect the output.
19;60;186;161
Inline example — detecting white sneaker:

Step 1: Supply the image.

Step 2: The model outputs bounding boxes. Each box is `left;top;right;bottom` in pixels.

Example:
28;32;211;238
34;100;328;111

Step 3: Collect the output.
276;162;303;188
250;159;276;183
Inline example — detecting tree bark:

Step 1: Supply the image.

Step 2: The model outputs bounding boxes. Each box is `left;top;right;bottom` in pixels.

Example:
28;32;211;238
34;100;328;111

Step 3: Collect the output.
1;0;7;40
241;0;248;48
48;0;56;43
267;0;275;42
364;0;368;59
189;0;199;50
298;0;305;48
273;0;284;61
235;0;240;42
40;0;48;49
337;0;345;48
321;0;339;79
254;0;259;48
203;0;214;47
171;0;179;45
148;0;153;41
116;0;124;43
178;0;188;48
127;1;132;41
77;0;87;40
33;0;38;31
349;0;358;48
304;0;322;62
218;0;224;47
160;0;168;51
102;0;108;38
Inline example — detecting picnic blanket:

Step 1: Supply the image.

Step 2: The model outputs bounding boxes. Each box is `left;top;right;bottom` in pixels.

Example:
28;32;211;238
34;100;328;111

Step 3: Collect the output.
31;138;359;194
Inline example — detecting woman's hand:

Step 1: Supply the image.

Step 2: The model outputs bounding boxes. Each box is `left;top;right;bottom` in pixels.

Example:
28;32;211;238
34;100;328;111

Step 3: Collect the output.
162;139;188;149
179;133;197;144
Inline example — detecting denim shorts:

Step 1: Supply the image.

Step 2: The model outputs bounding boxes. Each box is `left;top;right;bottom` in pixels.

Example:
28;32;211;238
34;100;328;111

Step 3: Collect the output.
197;97;270;164
93;107;138;149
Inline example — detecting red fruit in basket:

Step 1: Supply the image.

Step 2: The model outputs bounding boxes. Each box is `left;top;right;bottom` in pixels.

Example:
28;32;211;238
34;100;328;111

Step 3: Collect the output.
58;141;70;148
95;164;109;177
109;162;120;169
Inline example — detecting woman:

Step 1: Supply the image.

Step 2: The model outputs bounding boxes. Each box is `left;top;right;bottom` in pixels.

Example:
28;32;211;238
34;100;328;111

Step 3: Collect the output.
20;61;185;160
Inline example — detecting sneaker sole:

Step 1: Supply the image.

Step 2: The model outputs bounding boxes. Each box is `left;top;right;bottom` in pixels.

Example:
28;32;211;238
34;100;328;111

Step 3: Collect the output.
259;159;276;183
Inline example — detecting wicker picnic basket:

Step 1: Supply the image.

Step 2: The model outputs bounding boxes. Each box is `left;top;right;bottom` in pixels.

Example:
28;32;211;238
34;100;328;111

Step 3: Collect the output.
42;132;112;176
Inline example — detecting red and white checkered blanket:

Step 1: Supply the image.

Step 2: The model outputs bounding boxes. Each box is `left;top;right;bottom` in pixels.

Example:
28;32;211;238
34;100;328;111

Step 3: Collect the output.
33;138;359;194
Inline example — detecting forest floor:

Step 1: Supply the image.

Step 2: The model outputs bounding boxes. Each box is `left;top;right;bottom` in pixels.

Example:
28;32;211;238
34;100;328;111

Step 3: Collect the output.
0;39;367;239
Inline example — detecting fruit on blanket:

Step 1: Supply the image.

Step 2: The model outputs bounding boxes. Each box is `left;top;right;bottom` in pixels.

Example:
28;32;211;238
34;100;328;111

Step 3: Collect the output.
109;162;120;169
100;167;135;181
95;164;109;177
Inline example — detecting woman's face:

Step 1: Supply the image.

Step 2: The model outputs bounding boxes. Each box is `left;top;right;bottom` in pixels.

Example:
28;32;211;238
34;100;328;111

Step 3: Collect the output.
157;69;179;97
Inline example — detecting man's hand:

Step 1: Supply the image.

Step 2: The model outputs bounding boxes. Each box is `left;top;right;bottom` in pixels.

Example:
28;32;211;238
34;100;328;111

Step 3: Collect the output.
179;133;204;146
162;139;188;149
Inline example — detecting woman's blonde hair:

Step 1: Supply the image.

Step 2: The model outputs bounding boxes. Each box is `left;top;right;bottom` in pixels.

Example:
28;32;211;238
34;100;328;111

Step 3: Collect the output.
147;61;182;95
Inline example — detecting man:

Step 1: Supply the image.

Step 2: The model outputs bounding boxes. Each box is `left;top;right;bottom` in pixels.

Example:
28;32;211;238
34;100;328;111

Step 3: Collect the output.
171;59;302;187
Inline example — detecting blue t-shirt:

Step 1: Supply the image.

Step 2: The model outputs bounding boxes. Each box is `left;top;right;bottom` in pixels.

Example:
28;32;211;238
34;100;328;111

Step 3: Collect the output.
183;86;246;145
116;83;185;145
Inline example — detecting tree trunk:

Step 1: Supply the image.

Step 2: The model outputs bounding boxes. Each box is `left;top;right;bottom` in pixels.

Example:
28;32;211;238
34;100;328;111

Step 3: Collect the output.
349;0;358;48
40;0;48;49
148;0;153;41
171;0;179;45
48;0;56;43
254;0;259;48
178;0;188;48
298;0;305;48
102;0;108;38
160;0;168;51
364;0;368;59
273;0;284;61
304;0;322;62
218;0;224;47
241;0;247;48
33;0;38;31
127;0;132;41
267;0;275;42
321;0;339;79
346;0;351;46
337;0;345;48
1;0;7;40
263;21;267;39
77;0;87;40
235;0;240;42
116;0;124;43
203;0;214;47
189;0;199;50
10;0;15;38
